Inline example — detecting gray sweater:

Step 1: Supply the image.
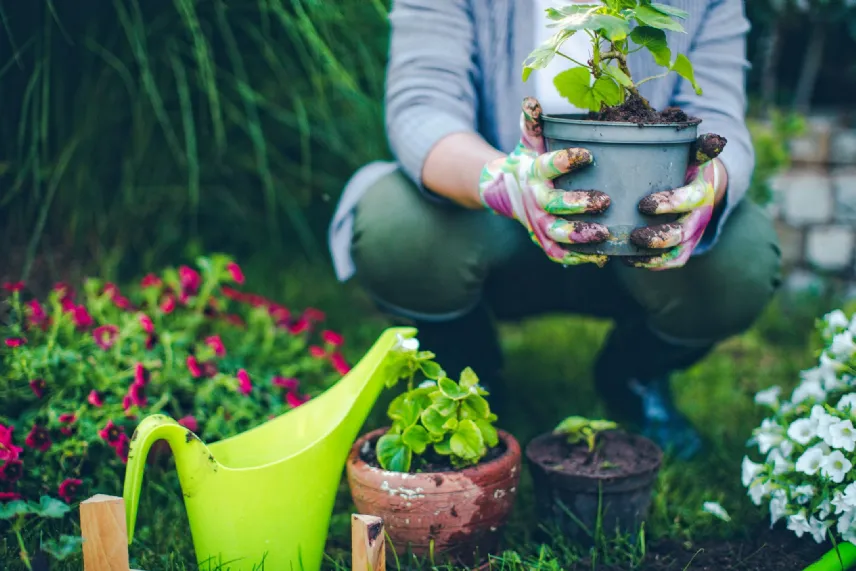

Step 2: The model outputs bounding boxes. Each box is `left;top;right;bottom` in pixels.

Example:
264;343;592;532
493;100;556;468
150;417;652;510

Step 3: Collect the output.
329;0;754;281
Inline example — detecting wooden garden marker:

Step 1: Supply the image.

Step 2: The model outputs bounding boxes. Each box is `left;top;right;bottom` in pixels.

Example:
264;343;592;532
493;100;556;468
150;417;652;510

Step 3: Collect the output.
351;514;385;571
80;494;141;571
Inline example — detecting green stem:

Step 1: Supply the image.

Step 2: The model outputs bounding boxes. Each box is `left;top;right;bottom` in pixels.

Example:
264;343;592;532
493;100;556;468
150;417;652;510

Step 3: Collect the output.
556;50;589;69
14;519;32;571
636;71;671;87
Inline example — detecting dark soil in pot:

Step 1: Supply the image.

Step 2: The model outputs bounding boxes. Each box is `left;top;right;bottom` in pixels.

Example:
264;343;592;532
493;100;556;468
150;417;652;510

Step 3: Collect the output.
526;429;663;545
346;427;522;567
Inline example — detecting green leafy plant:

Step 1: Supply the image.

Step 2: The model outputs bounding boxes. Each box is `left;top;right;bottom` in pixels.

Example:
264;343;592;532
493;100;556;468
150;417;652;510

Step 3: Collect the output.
554;416;618;452
523;0;702;112
0;496;83;569
375;344;500;473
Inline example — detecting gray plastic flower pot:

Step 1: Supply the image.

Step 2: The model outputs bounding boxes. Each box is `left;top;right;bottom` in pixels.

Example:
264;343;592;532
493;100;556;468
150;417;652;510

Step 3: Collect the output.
542;114;701;256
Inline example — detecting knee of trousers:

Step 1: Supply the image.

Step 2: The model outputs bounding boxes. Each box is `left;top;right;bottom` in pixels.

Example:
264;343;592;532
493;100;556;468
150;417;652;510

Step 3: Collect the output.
348;170;488;321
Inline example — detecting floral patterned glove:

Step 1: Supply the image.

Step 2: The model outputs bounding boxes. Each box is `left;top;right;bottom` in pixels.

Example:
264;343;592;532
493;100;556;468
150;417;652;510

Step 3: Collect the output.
626;134;727;270
479;97;611;267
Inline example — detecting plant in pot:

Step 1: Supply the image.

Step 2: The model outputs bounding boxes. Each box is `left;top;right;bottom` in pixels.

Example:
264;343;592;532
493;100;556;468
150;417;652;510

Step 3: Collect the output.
525;416;663;544
346;338;521;566
522;1;726;256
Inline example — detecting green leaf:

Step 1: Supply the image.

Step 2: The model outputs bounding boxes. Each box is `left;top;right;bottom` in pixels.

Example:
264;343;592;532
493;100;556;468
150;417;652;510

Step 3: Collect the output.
554;416;590;435
671;53;702;94
34;496;71;518
650;2;689;19
0;500;31;520
459;367;479;390
376;434;412;472
522;29;574;81
438;377;468;400
603;0;637;9
603;65;632;88
633;4;685;32
554;68;622;111
40;535;83;560
475;419;500;448
387;394;420;427
431;393;458;416
548;8;632;42
461;393;490;419
434;437;453;456
421;405;450;434
442;417;459;431
420;360;444;379
450;419;486;461
402;425;431;455
630;26;671;67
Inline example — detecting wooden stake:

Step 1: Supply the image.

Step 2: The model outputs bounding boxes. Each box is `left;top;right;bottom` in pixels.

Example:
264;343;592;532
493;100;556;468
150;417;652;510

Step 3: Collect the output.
351;514;385;571
80;494;133;571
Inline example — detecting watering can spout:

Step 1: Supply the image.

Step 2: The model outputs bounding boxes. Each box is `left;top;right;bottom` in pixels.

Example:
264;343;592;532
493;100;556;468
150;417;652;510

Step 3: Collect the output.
123;414;216;543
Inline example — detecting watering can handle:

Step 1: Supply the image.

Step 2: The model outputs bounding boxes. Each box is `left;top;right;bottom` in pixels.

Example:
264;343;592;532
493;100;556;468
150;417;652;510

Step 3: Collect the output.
122;414;213;544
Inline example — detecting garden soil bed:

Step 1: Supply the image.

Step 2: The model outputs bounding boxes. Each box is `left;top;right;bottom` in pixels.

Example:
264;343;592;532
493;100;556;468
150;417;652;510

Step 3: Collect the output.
359;433;507;473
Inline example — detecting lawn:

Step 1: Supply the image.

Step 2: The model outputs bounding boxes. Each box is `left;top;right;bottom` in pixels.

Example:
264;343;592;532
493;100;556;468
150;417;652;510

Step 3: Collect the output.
0;256;845;571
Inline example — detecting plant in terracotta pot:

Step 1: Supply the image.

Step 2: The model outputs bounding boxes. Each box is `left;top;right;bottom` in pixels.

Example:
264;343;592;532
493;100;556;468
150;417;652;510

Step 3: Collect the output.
522;1;727;256
525;415;663;544
346;338;521;565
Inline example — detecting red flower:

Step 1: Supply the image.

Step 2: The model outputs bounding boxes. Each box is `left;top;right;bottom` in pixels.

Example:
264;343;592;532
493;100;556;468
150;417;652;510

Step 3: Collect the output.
92;325;119;350
88;390;104;408
4;337;26;348
287;317;309;335
160;295;176;313
25;425;51;452
201;361;218;378
71;305;94;329
286;392;310;408
29;378;46;398
178;416;199;432
26;300;47;326
0;460;23;483
272;376;299;391
304;308;326;322
0;425;23;461
237;369;252;395
141;274;162;288
104;283;119;298
113;295;133;310
58;478;82;503
205;335;226;357
331;352;351;375
138;314;154;334
220;286;244;301
309;345;326;359
0;492;21;502
186;356;202;378
179;265;201;293
98;420;123;445
269;305;291;325
226;262;245;284
134;363;150;386
59;413;77;436
126;382;147;408
61;297;76;312
114;434;130;463
2;282;24;293
322;330;344;347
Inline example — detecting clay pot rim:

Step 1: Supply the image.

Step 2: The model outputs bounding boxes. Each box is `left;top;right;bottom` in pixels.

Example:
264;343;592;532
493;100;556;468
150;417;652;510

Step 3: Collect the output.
349;426;521;479
524;429;664;482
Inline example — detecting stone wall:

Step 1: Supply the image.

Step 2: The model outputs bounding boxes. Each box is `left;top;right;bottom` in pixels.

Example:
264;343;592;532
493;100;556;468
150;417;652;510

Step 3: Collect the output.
766;110;856;291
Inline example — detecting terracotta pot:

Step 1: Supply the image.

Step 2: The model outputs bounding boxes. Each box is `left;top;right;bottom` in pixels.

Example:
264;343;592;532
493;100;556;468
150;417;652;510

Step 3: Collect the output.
525;430;662;544
346;427;521;565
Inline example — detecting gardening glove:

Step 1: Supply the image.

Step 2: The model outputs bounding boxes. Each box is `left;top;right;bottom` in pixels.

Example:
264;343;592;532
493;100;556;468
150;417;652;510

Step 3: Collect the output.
626;134;728;270
479;97;611;267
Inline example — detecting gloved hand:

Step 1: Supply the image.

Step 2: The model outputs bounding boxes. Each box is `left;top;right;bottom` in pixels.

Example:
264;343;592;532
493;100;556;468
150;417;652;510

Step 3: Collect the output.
626;134;727;270
479;97;611;267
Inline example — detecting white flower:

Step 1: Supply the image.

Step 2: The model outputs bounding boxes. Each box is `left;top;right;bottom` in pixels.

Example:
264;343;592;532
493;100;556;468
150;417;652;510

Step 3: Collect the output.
788;418;818;445
838;393;856;414
793;484;816;504
768;448;793;475
796;445;826;475
741;456;763;487
825;309;850;333
787;512;814;538
792;377;827;404
817;499;833;520
754;419;785;454
822;450;854;483
779;439;795;458
748;480;770;506
828;419;856;452
702;501;731;522
838;507;856;538
812;405;838;443
820;353;846;391
808;516;831;543
830;333;856;361
769;491;788;526
755;386;781;409
838;483;856;513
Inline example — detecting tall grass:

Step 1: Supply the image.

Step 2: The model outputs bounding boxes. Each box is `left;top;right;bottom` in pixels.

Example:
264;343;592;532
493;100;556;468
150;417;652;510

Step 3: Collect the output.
0;0;391;281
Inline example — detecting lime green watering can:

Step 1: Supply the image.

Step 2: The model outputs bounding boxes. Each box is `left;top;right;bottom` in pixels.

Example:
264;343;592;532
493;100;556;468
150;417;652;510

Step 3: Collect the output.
123;326;417;571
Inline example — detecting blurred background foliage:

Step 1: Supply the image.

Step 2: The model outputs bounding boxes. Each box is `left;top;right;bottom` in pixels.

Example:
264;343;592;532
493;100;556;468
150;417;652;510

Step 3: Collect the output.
0;0;854;285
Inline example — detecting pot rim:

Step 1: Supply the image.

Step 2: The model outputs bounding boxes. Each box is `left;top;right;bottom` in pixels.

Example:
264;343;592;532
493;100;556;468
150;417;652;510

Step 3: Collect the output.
541;112;703;128
524;429;663;482
349;426;521;477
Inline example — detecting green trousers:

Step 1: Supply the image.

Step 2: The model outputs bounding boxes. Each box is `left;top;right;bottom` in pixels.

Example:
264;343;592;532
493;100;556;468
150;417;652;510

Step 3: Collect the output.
349;167;782;396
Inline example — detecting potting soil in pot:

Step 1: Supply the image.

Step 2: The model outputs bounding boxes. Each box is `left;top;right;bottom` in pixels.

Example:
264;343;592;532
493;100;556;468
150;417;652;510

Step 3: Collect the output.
586;93;697;126
529;430;660;479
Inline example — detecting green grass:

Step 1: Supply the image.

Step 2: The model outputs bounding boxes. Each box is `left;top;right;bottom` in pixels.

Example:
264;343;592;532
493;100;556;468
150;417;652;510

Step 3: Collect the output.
0;259;841;571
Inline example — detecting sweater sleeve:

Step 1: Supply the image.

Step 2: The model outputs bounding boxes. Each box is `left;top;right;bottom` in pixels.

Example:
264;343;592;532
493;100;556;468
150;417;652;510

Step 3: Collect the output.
673;0;755;255
384;0;479;198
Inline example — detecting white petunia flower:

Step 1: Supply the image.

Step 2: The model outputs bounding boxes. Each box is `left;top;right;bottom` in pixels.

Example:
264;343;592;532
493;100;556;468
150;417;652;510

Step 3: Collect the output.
808;516;831;543
817;499;833;520
755;386;781;409
788;418;818;445
754;419;785;454
796;445;826;475
825;309;850;333
779;438;795;458
768;448;793;475
793;484;816;504
838;393;856;415
821;450;852;483
812;405;838;443
819;353;846;390
748;480;770;506
702;501;731;522
828;419;856;452
792;377;827;404
742;456;763;487
787;512;813;538
769;491;788;527
830;333;856;361
837;507;856;538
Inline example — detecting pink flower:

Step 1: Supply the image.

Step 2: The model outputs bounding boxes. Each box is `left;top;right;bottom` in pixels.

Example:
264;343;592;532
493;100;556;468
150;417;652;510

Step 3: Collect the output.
309;345;326;359
179;265;201;293
160;295;176;313
29;379;46;398
26;300;47;326
287;317;309;335
331;352;351;375
4;337;26;348
138;314;154;334
58;478;82;503
71;305;93;329
0;425;23;461
226;262;245;284
134;363;150;386
122;395;132;412
88;390;104;408
0;492;22;502
103;283;119;298
186;356;202;378
53;282;74;301
272;376;299;391
59;414;76;436
98;420;123;444
113;295;133;310
201;361;218;377
322;330;344;347
178;415;199;432
286;392;310;408
114;434;130;463
304;308;326;322
269;305;291;325
0;459;23;482
141;274;162;288
25;425;51;452
220;286;245;301
92;325;119;349
2;282;24;293
205;335;225;357
237;369;252;395
126;382;147;407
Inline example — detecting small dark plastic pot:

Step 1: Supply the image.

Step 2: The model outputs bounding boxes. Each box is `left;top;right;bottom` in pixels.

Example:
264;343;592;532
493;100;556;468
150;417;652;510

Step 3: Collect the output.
542;114;701;256
525;430;663;544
